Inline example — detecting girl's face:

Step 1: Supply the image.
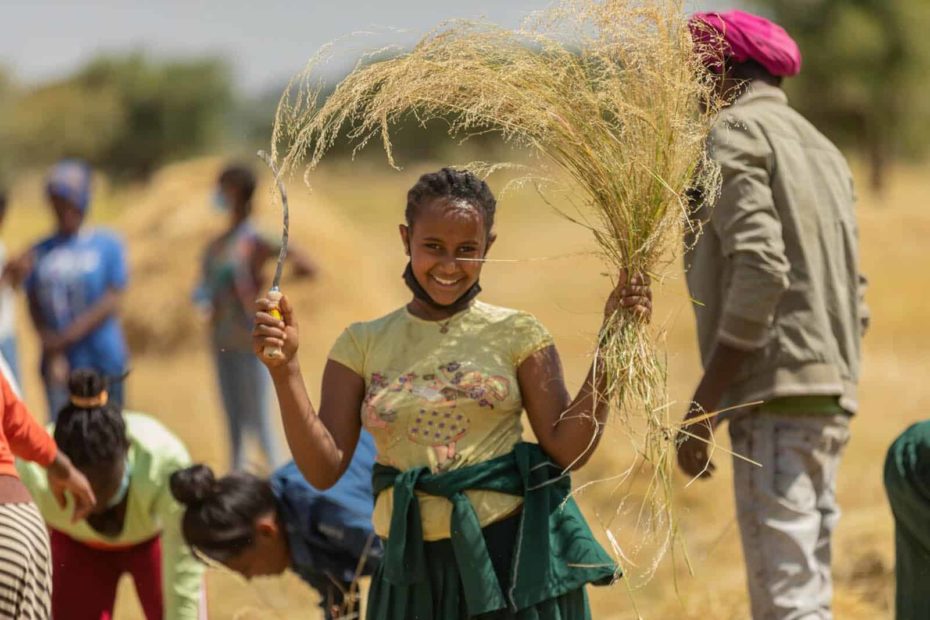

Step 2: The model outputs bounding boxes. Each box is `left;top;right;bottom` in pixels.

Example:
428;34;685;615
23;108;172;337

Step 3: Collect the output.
400;198;495;307
221;514;290;580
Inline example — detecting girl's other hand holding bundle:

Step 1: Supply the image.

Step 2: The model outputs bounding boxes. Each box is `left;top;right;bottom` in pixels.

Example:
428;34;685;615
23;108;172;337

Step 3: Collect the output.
603;269;652;324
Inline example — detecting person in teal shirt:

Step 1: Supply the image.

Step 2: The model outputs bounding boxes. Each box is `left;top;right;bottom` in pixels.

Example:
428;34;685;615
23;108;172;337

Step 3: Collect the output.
18;369;204;620
194;162;316;470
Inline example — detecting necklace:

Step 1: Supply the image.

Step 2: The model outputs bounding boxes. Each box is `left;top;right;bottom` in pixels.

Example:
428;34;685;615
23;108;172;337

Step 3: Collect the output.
407;301;467;334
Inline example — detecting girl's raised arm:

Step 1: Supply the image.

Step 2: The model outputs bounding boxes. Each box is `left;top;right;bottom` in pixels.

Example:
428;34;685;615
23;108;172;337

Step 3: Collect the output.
519;272;651;471
254;295;364;489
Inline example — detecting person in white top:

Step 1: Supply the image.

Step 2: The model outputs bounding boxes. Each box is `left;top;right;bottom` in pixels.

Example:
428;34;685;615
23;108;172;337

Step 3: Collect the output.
0;350;19;399
0;193;19;387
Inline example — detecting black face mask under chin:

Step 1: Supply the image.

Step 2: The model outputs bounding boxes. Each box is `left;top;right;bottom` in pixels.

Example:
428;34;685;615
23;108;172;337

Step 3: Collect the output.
403;262;481;314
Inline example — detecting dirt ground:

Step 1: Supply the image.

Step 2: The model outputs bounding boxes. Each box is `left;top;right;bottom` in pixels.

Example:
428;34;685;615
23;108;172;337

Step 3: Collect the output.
5;157;926;618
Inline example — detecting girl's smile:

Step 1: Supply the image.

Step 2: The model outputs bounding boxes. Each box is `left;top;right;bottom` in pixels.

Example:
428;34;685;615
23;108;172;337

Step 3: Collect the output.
429;272;466;288
401;196;495;311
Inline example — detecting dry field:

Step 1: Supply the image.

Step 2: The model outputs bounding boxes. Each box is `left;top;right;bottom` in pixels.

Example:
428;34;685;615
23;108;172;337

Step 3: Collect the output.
4;157;927;618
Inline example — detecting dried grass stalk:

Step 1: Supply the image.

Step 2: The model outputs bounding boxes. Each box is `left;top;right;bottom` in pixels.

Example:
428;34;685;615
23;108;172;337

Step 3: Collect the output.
271;0;721;583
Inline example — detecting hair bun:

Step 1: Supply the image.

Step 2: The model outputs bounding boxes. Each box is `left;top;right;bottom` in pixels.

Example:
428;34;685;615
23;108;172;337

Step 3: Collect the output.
170;464;216;506
68;368;107;399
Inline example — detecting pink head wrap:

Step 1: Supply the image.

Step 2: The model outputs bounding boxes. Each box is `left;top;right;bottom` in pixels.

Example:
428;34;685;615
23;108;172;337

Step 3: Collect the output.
689;10;802;77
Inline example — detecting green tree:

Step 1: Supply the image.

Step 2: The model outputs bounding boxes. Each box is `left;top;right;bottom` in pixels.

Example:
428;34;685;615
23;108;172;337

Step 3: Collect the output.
77;54;233;178
5;53;233;179
6;80;125;166
752;0;930;192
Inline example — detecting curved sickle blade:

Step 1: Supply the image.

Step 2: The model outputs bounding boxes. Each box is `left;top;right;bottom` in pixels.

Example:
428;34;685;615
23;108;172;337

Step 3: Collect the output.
257;150;289;290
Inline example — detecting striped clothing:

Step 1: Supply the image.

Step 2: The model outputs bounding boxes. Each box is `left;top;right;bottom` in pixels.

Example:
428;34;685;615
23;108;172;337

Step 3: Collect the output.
0;502;51;619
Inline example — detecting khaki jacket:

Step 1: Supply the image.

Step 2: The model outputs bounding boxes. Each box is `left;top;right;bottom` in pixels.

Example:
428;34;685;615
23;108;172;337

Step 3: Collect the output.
685;81;867;413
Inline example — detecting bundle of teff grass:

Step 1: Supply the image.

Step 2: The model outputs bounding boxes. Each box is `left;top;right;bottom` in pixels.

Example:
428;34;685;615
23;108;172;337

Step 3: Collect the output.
272;0;719;459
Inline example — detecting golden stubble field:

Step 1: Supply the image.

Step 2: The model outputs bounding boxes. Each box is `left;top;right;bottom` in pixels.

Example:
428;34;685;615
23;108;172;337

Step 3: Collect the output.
4;156;928;618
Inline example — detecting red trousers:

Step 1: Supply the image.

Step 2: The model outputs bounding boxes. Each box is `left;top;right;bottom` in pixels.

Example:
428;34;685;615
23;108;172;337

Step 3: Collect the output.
50;529;163;620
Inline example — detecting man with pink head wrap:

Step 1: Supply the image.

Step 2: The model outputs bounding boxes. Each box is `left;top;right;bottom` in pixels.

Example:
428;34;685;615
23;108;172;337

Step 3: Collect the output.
677;10;868;620
689;10;802;77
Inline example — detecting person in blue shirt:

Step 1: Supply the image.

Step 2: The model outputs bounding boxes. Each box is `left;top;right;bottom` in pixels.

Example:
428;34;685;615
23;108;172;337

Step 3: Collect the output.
170;431;381;619
24;159;129;419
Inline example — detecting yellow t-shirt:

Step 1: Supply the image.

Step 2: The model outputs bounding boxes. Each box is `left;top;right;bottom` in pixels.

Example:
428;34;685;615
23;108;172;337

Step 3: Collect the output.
328;301;553;541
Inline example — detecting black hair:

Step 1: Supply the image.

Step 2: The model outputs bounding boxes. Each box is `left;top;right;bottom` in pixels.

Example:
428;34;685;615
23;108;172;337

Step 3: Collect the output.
727;58;783;87
405;168;497;236
170;464;277;562
0;191;7;215
54;369;127;468
218;164;257;203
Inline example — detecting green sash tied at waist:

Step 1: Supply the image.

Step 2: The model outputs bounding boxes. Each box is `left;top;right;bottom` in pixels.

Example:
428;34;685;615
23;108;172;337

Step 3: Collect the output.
371;442;619;617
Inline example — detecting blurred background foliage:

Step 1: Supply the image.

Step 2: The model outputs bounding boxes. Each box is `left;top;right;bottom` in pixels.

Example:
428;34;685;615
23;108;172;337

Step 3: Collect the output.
0;54;233;182
1;2;929;192
0;51;501;188
752;0;930;192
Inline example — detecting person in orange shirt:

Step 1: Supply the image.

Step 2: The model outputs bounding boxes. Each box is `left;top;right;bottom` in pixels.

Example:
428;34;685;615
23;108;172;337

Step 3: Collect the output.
0;372;95;619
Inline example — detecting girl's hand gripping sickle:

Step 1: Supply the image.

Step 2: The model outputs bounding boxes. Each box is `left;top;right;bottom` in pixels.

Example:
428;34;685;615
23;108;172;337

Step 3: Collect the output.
263;288;285;359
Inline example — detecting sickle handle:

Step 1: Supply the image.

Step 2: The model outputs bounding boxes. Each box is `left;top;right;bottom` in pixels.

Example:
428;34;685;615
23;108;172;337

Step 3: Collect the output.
263;289;285;360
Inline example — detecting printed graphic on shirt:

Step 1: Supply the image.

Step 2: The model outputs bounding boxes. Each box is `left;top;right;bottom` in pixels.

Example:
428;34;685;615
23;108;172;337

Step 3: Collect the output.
35;246;102;328
363;363;511;471
25;231;128;374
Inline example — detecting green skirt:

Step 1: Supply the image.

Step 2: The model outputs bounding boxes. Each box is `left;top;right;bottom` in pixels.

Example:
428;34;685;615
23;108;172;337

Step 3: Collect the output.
366;514;590;620
884;421;930;620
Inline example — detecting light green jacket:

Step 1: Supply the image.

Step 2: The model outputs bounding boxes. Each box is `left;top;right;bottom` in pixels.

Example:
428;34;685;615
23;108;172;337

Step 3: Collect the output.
18;412;204;620
685;81;868;414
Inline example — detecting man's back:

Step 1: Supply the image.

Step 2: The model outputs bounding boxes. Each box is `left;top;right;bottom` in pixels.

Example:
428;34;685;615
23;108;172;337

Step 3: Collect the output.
686;81;864;412
681;13;866;619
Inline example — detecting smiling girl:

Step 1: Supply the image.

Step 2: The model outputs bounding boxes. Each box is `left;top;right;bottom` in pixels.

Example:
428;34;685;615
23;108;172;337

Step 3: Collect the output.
253;168;652;619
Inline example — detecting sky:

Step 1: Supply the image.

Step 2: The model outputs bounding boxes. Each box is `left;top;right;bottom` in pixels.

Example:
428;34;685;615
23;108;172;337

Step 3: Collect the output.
2;0;733;95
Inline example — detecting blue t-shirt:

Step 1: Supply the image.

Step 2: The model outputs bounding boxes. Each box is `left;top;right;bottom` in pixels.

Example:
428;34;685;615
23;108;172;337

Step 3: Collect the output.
25;228;129;375
270;431;382;586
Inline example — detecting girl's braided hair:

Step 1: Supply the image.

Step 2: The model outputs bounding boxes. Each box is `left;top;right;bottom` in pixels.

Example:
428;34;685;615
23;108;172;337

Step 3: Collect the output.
405;168;497;236
54;369;127;468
